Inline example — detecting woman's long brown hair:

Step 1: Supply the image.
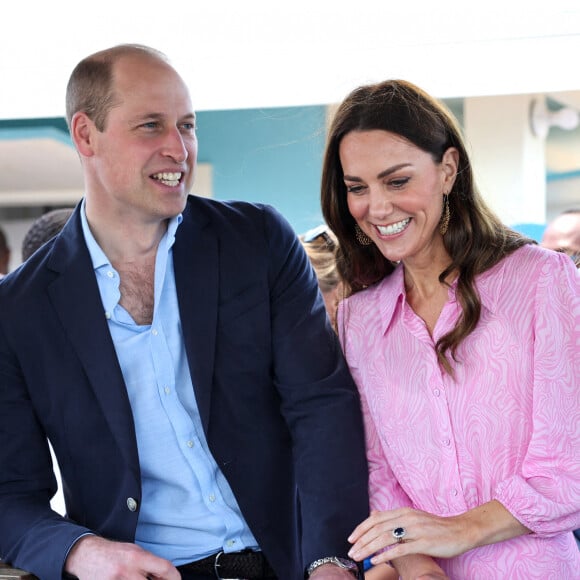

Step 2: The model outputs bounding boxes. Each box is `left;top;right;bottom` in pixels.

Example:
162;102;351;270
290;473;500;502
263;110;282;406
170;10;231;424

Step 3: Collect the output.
321;80;534;375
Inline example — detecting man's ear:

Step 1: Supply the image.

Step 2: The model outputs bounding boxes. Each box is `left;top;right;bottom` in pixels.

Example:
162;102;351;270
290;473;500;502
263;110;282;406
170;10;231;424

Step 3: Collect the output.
70;112;96;157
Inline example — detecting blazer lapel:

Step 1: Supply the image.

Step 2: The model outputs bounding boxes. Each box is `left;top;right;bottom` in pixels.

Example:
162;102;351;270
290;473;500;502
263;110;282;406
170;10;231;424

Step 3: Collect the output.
173;206;218;434
46;211;139;474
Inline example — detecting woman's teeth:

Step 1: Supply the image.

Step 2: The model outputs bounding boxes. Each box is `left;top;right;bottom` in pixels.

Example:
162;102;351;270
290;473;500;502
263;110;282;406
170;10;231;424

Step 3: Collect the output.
376;218;411;236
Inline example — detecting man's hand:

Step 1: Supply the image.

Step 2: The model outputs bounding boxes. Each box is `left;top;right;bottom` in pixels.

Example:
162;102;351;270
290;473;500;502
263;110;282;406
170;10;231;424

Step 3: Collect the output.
309;562;358;579
65;535;181;580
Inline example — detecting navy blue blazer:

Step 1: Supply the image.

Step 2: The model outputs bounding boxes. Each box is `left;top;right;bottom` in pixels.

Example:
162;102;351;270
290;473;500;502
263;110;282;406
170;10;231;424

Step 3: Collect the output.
0;196;369;580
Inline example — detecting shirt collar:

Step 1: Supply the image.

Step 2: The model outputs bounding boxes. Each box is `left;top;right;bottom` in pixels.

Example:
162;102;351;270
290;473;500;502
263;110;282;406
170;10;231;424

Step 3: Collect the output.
80;199;182;271
376;257;504;334
375;264;405;335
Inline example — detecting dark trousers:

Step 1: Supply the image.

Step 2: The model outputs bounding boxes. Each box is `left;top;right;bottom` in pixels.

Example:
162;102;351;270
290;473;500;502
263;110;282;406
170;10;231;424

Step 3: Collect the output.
178;570;216;580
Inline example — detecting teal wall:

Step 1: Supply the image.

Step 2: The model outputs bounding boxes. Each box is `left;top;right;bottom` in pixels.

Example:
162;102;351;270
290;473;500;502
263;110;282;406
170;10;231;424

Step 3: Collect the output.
4;108;572;240
196;106;327;234
0;106;328;235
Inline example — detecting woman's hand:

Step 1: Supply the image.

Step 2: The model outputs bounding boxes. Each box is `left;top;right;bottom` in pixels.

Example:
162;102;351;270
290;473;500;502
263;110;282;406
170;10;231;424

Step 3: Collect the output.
348;501;530;567
348;508;471;565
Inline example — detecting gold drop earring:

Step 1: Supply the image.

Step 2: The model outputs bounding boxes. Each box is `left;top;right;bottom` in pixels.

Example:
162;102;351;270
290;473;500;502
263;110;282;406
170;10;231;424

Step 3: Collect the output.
439;193;450;236
355;224;372;246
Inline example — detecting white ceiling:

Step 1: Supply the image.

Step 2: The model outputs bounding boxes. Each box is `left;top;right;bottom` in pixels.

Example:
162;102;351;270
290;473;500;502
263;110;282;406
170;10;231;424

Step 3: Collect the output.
1;1;580;118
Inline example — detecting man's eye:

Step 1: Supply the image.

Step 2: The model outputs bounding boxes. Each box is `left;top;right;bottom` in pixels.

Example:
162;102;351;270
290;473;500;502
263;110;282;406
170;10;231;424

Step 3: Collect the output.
141;122;158;129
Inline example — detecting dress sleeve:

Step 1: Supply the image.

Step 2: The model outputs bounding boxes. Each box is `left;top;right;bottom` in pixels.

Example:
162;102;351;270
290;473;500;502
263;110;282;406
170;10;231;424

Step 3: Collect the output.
494;251;580;535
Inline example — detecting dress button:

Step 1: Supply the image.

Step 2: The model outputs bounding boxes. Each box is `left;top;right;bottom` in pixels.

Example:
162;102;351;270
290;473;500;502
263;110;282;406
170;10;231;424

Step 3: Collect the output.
127;497;138;512
451;488;458;496
433;388;441;397
442;438;450;446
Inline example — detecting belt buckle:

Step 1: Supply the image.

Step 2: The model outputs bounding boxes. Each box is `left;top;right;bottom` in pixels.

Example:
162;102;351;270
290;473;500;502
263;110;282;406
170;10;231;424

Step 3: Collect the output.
214;551;244;580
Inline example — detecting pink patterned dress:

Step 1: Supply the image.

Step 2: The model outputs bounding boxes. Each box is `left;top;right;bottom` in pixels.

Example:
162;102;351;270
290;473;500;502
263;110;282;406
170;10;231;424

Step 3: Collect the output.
339;244;580;579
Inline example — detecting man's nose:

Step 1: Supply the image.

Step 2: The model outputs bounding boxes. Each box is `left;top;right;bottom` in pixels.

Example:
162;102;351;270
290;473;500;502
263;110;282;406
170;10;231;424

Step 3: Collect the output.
162;127;188;163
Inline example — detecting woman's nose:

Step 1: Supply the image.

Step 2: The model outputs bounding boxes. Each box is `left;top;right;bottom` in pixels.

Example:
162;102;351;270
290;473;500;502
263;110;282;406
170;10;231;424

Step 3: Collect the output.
368;187;393;218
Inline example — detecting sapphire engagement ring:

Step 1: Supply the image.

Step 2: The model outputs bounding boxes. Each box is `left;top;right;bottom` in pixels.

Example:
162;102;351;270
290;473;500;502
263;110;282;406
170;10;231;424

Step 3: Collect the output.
392;526;407;542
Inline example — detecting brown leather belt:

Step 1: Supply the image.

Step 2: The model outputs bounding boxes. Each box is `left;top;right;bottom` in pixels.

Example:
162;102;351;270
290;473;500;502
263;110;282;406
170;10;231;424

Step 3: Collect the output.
178;550;276;579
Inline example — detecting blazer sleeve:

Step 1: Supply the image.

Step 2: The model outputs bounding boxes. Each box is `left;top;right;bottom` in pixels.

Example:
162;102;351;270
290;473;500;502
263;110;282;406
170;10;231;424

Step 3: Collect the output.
262;206;370;568
0;314;92;578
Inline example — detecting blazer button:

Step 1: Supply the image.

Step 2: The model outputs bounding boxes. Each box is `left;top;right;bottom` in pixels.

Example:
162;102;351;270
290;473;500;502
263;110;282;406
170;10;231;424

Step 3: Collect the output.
126;497;138;512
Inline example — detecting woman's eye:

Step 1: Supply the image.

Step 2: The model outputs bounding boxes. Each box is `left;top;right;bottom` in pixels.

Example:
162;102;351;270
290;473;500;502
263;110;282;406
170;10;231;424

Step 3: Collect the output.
346;184;365;195
389;177;409;188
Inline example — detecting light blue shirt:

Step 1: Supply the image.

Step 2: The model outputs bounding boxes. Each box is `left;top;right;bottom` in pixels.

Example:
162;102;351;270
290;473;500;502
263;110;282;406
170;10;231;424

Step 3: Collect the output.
80;202;259;564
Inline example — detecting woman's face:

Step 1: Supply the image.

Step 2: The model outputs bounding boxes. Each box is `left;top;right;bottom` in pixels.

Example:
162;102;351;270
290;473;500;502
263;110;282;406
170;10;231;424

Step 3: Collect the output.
339;129;457;265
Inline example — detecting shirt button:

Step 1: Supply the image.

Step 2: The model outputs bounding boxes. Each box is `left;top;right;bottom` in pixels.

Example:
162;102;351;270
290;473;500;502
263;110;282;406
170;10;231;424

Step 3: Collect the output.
107;271;114;278
226;540;236;547
127;497;138;512
105;312;111;319
186;440;194;448
151;329;158;336
209;494;216;502
433;389;441;397
164;386;171;395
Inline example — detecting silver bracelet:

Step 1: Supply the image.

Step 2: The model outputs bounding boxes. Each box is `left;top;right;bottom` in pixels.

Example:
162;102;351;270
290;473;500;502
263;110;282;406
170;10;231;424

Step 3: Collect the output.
306;556;359;578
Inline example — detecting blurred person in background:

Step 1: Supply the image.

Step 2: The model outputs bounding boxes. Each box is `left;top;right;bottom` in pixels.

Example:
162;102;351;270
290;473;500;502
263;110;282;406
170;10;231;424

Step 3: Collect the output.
300;224;343;330
541;208;580;267
0;226;10;277
21;208;75;262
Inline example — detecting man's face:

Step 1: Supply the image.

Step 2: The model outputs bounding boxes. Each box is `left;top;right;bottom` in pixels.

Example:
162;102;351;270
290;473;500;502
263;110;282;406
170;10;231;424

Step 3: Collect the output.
85;54;198;224
541;213;580;254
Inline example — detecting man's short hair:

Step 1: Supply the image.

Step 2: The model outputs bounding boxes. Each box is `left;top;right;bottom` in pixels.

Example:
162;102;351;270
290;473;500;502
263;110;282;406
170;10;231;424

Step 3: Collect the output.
65;44;168;131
